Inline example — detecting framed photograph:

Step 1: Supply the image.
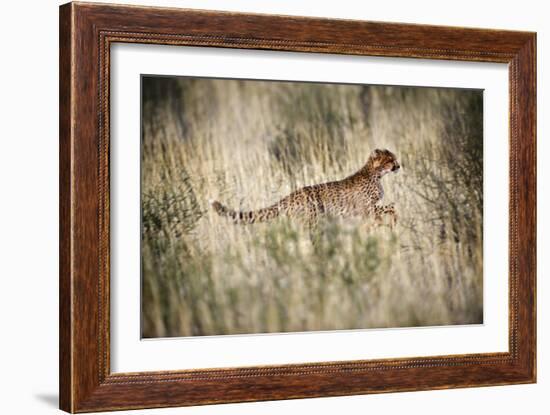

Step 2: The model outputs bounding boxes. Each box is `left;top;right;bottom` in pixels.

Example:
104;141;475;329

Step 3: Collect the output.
59;2;536;412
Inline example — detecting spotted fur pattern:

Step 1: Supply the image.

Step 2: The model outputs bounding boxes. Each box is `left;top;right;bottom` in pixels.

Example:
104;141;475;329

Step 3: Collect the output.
211;148;400;226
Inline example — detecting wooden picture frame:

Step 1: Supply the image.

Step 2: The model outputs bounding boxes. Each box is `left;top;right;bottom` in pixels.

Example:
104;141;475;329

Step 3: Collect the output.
59;2;536;412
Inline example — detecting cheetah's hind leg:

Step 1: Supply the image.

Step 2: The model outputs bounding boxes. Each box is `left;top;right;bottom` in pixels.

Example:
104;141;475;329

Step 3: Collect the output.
304;217;318;245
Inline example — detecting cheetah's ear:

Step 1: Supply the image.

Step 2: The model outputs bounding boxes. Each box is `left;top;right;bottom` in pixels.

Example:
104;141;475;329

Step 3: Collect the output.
371;149;382;157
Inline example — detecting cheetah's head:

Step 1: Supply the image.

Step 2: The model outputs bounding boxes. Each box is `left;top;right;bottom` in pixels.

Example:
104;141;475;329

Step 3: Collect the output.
368;149;400;176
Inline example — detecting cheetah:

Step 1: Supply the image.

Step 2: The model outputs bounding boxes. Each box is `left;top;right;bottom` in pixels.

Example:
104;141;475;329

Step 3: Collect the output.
211;148;400;227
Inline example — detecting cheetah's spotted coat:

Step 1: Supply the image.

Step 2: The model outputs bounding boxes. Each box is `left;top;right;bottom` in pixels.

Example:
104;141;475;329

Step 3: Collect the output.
211;148;400;226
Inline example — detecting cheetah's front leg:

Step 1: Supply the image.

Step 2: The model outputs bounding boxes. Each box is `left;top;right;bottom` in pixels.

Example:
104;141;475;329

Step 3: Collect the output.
374;203;397;228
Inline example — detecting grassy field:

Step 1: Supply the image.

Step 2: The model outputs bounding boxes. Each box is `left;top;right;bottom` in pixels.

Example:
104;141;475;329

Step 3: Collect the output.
141;76;483;338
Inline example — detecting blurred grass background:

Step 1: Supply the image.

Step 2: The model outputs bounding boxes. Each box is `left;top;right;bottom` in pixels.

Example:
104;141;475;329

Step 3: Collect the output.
141;76;483;338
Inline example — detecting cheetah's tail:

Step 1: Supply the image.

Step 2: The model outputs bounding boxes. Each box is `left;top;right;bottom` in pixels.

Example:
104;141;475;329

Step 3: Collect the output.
210;199;281;224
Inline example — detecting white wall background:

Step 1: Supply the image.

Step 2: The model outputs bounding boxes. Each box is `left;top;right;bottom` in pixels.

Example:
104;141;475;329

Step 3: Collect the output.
0;1;546;414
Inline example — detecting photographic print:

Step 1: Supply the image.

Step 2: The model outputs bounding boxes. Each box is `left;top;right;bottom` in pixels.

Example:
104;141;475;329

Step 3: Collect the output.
141;76;483;338
59;5;536;409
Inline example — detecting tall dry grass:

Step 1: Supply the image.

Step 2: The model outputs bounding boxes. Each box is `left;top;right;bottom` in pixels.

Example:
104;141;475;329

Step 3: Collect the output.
141;77;483;338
